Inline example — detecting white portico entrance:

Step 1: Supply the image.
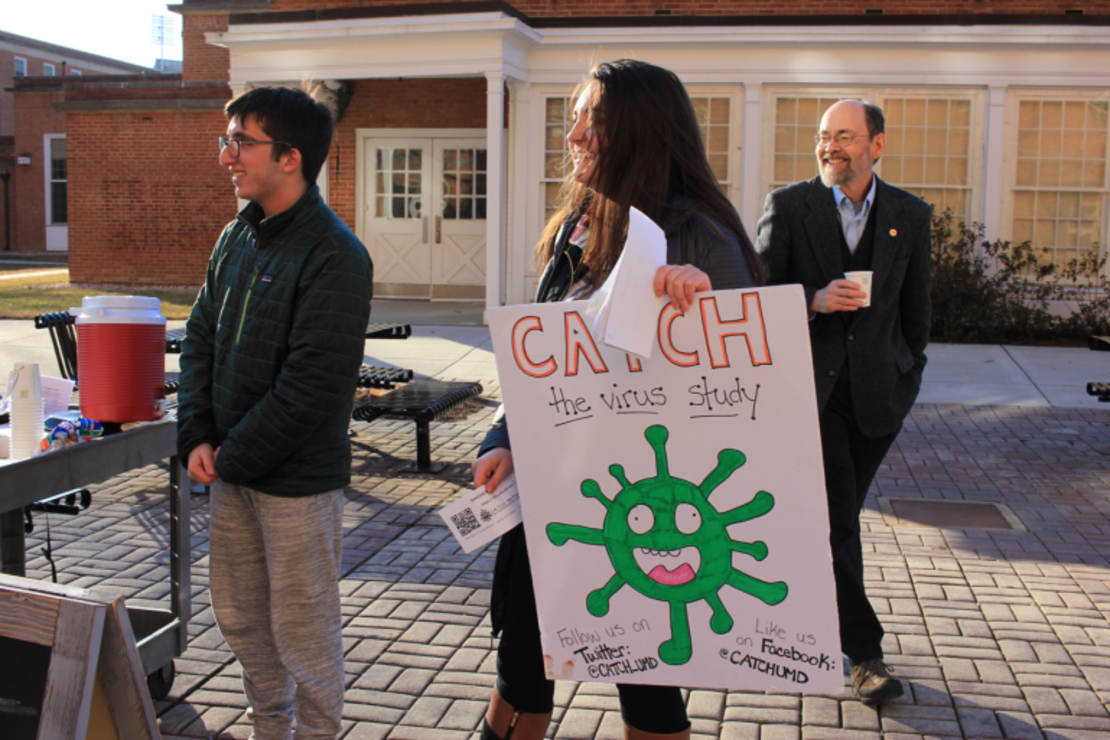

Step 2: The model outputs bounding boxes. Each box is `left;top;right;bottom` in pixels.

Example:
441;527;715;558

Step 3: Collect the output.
210;8;1110;309
358;129;488;300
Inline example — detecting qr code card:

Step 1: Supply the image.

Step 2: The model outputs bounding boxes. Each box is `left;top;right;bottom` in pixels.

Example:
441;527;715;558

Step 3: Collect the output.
438;472;522;553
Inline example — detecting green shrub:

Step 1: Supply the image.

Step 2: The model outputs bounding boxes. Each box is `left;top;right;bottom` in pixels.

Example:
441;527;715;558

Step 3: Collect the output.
1053;250;1110;339
929;210;1110;344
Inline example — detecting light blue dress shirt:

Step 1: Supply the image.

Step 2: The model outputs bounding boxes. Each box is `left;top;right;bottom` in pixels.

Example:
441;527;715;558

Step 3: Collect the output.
832;175;877;254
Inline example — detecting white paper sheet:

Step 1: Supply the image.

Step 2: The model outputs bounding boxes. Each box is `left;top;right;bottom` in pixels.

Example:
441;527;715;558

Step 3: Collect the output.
40;376;76;416
0;370;10;415
1;370;72;416
438;472;523;554
589;206;668;359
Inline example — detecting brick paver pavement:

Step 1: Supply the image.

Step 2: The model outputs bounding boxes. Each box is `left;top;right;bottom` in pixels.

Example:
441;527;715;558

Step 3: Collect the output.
16;392;1110;739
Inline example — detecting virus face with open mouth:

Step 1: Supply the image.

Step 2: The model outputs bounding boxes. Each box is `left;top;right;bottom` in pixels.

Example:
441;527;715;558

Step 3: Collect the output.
547;424;788;665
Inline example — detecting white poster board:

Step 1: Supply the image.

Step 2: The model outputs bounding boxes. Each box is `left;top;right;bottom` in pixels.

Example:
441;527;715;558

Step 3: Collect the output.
486;286;842;693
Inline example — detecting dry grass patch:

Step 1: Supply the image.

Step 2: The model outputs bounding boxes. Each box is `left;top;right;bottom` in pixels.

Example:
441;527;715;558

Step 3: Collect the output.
0;275;199;319
0;264;69;276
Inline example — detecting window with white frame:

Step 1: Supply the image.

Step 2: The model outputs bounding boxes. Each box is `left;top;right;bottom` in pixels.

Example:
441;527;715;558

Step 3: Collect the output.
442;148;487;220
13;57;27;77
881;95;979;225
1006;94;1109;270
769;94;852;193
763;88;983;226
43;63;55;76
542;90;739;224
46;136;67;225
542;95;573;225
70;69;81;76
690;96;734;196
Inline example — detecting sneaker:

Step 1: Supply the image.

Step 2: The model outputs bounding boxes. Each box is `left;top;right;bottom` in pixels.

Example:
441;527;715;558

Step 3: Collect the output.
850;659;904;704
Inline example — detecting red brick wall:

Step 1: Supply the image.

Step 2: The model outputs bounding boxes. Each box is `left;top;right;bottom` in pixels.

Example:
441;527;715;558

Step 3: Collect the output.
67;109;236;284
268;0;1110;15
0;148;12;253
0;45;142;137
62;76;224;103
11;89;65;253
183;14;230;82
326;77;489;231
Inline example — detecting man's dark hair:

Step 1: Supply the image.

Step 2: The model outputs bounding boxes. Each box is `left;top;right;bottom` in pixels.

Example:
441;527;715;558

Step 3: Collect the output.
225;84;336;184
862;103;885;138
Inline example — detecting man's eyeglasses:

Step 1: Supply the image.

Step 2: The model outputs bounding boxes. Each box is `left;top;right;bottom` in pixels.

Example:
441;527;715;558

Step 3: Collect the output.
219;137;292;158
814;133;871;148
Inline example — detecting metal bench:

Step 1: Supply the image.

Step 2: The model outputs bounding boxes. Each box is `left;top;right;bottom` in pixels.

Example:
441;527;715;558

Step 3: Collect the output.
165;321;412;354
358;364;414;390
366;322;412;339
352;380;483;472
169;324;413;389
165;327;185;354
1088;336;1110;402
33;311;80;381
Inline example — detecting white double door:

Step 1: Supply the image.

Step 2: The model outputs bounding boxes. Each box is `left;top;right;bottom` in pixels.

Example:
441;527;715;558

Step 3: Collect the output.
363;134;487;299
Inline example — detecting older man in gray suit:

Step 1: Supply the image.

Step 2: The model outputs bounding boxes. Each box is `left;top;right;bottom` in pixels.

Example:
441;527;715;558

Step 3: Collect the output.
756;99;932;705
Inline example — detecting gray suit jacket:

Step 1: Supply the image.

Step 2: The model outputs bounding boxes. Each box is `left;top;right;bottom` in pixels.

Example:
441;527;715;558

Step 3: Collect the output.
756;175;932;438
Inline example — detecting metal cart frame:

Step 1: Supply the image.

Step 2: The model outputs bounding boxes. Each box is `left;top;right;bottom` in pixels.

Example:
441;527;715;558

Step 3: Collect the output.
0;420;190;698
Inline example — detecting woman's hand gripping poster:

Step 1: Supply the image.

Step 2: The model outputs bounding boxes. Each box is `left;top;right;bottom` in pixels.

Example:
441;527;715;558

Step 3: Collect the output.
485;285;843;693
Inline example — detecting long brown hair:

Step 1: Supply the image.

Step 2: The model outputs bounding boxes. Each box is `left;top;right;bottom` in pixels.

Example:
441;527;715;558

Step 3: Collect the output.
536;59;767;287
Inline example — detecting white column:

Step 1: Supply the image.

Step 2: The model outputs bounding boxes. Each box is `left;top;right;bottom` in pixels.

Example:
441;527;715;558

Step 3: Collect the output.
506;78;531;305
980;85;1008;244
485;70;507;309
740;83;763;234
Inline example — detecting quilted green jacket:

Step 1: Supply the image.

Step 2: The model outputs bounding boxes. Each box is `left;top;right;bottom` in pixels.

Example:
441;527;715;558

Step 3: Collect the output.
176;186;373;496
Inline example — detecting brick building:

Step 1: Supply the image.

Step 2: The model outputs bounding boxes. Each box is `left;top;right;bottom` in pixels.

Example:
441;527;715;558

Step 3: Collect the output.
0;30;156;253
18;1;1110;303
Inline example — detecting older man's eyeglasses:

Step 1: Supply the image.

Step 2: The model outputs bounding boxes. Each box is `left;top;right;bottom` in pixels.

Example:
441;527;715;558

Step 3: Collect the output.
814;133;871;148
219;137;292;158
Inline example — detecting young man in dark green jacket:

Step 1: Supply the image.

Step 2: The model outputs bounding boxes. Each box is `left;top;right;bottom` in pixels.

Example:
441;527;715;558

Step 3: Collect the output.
177;85;372;740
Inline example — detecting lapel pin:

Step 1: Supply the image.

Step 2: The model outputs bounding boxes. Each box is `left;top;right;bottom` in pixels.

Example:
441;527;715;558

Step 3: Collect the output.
889;229;897;237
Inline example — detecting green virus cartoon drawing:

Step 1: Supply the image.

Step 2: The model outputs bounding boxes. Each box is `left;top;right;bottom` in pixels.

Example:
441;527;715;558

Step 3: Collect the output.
546;424;788;666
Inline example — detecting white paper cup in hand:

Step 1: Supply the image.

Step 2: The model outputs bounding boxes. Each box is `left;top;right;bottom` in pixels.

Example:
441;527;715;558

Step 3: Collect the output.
844;271;874;308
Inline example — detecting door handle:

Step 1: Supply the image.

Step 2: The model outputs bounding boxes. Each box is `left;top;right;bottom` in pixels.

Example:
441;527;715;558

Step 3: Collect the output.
422;216;428;243
435;216;442;244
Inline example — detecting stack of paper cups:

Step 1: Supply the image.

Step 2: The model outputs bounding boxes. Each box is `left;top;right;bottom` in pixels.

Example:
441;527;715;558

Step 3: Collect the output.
10;362;44;460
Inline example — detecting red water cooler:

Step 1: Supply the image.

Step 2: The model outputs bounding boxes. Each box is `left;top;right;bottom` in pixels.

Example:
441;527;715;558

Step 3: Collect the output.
74;296;166;423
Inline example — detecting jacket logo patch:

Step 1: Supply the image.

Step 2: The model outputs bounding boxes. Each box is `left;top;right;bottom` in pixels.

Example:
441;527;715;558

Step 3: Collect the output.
260;274;274;283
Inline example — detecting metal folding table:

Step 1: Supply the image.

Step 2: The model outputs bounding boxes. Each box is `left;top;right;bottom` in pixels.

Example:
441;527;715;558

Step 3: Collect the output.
0;420;190;699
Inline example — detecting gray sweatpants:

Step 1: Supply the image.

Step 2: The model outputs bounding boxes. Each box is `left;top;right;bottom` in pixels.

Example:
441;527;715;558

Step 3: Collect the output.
209;480;345;740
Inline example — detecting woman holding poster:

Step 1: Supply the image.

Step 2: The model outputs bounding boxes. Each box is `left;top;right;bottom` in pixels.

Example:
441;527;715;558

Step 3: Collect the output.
473;59;766;740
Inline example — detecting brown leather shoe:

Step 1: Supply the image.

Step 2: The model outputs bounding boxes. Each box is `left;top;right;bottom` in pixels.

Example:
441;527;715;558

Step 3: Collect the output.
850;659;904;704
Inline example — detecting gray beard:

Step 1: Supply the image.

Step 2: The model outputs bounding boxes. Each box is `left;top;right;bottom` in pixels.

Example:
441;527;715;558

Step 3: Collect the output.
819;161;853;189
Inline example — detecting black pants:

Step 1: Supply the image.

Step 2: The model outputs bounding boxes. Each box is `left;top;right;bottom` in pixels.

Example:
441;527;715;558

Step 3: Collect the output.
495;528;690;733
819;376;901;665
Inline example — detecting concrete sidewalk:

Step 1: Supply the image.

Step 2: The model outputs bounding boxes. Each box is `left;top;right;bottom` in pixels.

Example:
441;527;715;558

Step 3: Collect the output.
4;312;1110;739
